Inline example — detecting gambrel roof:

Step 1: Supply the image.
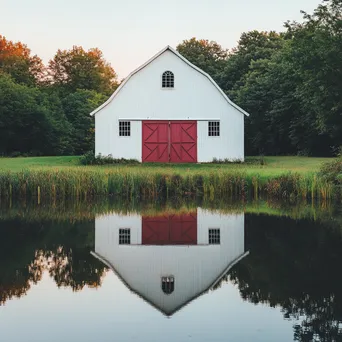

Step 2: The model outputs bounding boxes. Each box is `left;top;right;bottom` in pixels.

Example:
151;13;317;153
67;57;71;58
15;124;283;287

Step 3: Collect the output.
90;45;249;117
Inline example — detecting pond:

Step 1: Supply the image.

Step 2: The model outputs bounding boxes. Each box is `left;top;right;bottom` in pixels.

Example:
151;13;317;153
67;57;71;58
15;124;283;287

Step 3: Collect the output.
0;200;342;342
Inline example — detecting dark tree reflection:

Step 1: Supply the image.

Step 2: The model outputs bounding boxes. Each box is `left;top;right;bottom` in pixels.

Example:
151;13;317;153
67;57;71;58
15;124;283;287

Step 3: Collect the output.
0;219;107;305
229;214;342;342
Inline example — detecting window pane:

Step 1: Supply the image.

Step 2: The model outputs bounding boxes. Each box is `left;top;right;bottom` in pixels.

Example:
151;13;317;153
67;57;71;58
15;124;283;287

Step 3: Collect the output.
161;276;175;294
162;71;174;88
119;121;131;136
208;121;220;136
119;228;131;244
209;229;220;244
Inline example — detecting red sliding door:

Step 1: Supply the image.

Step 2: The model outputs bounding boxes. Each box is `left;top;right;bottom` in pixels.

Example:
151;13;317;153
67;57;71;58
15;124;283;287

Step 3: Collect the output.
142;121;197;163
142;212;197;245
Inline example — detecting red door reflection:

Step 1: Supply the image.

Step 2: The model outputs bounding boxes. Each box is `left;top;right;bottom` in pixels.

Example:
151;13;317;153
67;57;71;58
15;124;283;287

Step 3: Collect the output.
142;212;197;245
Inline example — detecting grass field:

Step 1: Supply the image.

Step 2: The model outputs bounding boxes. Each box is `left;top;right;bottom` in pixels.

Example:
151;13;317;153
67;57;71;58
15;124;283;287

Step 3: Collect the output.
0;156;334;176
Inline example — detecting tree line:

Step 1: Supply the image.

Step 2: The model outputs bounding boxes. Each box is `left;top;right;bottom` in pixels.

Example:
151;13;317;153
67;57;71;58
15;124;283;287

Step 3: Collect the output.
0;0;341;157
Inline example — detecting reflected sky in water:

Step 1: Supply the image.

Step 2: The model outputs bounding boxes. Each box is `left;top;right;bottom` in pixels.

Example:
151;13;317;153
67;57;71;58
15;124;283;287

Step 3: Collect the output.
0;202;341;341
0;272;293;342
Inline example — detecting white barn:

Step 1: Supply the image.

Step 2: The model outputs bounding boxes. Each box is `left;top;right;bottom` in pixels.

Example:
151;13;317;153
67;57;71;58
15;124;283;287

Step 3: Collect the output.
90;46;249;163
92;209;248;316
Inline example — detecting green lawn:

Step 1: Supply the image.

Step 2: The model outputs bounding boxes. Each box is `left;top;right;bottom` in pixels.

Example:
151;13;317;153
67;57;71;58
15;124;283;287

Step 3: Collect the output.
0;156;334;176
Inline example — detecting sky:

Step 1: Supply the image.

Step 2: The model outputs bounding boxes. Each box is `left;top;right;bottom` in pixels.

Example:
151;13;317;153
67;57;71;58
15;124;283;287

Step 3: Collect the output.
2;0;320;79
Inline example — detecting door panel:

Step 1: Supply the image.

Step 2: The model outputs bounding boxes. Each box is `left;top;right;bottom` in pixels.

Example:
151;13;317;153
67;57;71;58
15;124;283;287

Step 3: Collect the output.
169;213;198;244
170;121;197;163
142;121;169;162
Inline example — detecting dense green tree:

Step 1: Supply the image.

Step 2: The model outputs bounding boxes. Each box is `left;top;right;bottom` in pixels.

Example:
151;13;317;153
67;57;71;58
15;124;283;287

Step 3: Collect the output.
62;89;108;154
0;74;71;155
284;0;342;155
176;38;228;86
48;46;118;96
233;0;342;156
222;30;284;93
0;35;44;86
234;48;301;155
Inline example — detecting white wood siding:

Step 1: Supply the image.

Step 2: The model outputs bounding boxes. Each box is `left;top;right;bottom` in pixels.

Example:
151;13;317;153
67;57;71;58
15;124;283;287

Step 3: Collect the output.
95;50;244;162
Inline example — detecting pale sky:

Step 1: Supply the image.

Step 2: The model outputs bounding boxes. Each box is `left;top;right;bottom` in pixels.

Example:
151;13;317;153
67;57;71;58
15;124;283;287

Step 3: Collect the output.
2;0;320;79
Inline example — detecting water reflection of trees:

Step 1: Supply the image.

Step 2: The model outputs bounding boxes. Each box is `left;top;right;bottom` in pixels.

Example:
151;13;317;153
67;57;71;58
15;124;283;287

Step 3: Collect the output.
229;214;342;342
0;219;107;305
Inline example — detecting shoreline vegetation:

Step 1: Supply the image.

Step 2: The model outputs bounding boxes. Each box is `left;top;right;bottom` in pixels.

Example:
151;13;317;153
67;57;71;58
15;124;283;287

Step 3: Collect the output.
0;197;340;223
0;156;341;201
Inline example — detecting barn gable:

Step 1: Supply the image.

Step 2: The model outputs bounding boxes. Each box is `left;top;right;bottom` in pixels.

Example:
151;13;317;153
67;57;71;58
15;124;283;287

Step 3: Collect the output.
90;45;249;117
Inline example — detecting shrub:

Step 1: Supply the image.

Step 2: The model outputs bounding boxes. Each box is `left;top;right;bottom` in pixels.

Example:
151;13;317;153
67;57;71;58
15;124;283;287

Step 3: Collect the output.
297;149;311;157
319;157;342;185
80;151;140;165
265;173;302;198
80;151;96;165
211;158;244;164
9;151;22;158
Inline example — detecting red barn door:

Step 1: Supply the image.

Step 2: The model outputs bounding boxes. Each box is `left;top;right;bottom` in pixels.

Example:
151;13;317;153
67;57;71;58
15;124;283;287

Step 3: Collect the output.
142;212;197;245
142;120;197;163
170;121;197;163
142;121;169;162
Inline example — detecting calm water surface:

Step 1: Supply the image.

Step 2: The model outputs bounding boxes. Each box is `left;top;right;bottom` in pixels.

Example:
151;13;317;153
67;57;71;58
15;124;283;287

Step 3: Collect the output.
1;202;342;342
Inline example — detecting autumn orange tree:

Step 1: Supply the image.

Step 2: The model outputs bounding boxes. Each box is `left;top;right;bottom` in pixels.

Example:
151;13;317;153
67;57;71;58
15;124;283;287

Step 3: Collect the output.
0;35;44;86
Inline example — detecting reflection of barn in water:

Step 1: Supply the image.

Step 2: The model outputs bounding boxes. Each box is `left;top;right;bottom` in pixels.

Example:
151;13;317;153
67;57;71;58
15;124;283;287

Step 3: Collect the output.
92;209;248;316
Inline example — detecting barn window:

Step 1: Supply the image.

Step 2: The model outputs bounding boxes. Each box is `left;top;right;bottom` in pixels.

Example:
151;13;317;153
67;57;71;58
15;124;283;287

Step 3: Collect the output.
119;121;131;136
209;229;220;244
208;121;220;136
119;228;131;244
161;276;175;294
162;71;174;88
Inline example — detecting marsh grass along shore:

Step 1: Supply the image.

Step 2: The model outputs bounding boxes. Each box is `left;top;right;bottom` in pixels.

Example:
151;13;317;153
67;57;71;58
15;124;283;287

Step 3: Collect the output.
0;156;339;201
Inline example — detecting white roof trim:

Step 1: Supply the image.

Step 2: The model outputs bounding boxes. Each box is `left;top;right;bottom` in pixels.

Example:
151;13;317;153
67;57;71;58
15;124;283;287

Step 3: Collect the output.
90;45;249;117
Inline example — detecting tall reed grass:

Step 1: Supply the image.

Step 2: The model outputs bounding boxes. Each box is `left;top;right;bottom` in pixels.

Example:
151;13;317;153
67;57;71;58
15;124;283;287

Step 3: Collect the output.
0;167;338;202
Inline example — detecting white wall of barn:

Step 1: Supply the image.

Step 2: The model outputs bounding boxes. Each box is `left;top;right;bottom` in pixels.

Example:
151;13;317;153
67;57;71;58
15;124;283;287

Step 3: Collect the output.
95;49;244;162
93;209;245;315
